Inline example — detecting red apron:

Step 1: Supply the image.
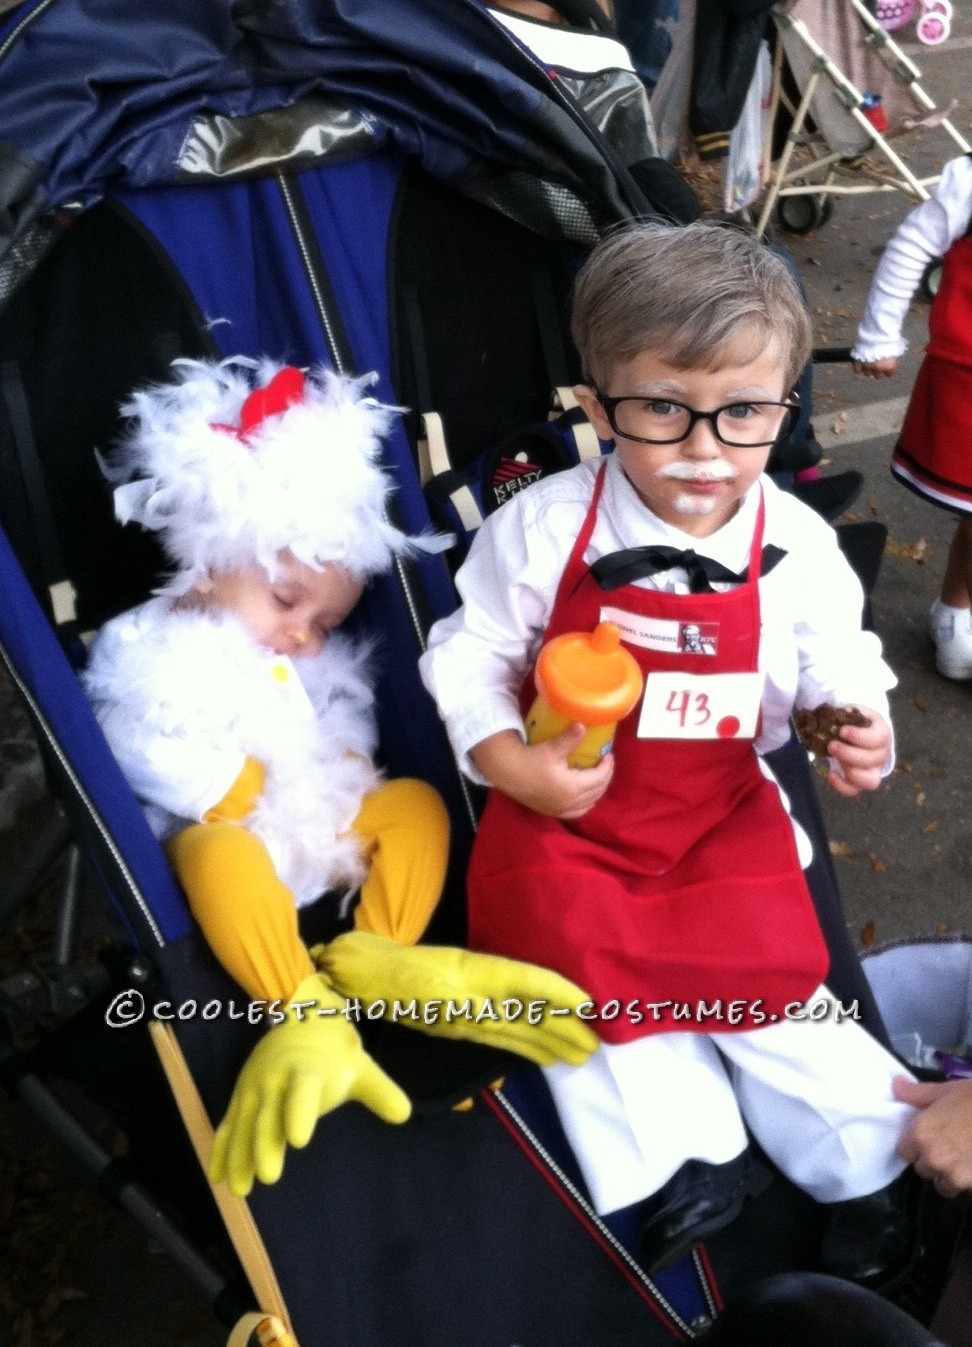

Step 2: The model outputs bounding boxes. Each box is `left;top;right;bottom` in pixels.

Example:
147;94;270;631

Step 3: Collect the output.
467;464;829;1044
893;232;972;510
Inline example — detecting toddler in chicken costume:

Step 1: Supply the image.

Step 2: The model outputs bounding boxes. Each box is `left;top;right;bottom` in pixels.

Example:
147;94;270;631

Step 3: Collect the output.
422;223;919;1281
84;358;597;1198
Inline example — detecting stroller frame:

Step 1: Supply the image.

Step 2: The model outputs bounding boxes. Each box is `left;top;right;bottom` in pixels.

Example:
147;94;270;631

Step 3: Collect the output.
755;0;970;237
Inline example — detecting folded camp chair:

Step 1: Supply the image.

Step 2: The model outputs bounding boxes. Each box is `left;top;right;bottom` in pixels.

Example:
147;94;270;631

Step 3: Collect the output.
0;1;957;1343
757;0;971;236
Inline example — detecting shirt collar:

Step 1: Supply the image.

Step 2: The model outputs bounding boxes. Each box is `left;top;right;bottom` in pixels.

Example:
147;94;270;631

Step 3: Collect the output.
603;452;762;570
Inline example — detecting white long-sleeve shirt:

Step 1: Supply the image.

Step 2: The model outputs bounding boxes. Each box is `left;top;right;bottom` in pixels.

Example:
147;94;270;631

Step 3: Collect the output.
851;154;972;363
420;454;896;784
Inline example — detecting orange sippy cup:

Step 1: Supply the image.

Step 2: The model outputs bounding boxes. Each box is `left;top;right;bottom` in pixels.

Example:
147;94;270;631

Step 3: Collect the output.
525;622;644;768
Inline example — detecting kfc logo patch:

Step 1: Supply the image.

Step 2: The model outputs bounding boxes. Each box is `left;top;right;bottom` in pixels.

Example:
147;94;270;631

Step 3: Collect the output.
678;622;718;656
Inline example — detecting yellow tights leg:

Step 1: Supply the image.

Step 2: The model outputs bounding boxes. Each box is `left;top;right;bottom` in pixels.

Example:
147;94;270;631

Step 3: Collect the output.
166;823;314;1005
351;778;449;946
168;778;448;1001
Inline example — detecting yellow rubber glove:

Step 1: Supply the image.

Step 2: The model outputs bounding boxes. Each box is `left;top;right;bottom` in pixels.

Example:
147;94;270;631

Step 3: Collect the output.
314;932;599;1068
203;756;266;824
209;971;411;1198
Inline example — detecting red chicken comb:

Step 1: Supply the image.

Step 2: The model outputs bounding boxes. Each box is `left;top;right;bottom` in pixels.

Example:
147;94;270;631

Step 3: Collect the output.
238;366;306;437
212;366;306;441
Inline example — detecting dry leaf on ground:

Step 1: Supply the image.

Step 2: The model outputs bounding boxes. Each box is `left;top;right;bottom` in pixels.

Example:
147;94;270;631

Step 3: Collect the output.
887;537;927;563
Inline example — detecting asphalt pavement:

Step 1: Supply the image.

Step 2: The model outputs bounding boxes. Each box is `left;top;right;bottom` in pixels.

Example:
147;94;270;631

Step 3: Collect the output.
2;19;972;1347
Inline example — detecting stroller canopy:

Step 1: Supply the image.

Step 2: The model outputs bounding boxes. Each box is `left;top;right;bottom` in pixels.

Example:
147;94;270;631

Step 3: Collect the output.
0;0;655;303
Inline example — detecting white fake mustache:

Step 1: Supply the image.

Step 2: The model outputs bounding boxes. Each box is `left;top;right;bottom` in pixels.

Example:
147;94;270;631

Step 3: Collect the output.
657;461;738;482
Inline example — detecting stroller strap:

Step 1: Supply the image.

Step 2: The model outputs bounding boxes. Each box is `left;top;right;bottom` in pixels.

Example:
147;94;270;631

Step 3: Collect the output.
227;1314;297;1347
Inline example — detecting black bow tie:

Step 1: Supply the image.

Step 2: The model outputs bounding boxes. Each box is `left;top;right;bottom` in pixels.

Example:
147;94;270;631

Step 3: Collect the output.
591;544;787;593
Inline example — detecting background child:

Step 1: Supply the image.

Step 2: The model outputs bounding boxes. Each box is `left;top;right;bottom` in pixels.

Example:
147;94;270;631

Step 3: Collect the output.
84;358;597;1197
851;153;972;679
421;222;916;1279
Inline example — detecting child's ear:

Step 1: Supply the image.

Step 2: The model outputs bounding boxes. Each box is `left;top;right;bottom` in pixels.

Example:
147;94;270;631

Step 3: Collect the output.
572;385;614;443
193;576;215;596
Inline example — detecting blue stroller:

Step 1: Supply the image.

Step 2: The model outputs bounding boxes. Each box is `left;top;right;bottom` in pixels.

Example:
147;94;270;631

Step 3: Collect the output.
0;1;960;1343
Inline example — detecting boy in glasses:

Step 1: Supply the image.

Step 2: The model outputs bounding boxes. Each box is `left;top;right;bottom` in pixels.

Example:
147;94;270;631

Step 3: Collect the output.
421;222;915;1280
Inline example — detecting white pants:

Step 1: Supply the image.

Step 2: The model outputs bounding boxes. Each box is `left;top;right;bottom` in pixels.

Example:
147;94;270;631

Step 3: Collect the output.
543;986;915;1216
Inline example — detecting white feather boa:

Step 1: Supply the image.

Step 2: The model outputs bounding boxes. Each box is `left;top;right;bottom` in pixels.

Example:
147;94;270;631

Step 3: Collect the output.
83;599;382;906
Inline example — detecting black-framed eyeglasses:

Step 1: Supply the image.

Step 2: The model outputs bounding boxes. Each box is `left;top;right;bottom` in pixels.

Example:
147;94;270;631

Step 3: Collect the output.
594;390;799;448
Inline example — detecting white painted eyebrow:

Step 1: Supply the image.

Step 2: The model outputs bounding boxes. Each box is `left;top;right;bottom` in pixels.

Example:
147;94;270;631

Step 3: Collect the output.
622;379;782;401
622;379;686;396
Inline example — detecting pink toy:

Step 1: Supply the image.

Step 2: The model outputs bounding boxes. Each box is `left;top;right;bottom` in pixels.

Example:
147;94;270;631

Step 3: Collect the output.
875;0;915;31
876;0;951;43
915;0;952;45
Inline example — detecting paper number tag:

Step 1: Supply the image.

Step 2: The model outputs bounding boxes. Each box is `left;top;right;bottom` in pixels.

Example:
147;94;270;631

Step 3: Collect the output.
637;671;765;740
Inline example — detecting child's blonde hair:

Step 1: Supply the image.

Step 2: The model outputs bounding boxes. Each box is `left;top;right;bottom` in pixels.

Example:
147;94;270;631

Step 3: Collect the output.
572;221;812;393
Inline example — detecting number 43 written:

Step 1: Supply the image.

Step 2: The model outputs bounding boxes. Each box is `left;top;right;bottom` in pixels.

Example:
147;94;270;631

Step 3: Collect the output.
637;671;765;741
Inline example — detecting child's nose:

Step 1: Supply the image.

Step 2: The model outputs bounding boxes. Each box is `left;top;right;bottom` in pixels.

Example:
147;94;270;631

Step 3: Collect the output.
682;417;722;457
286;626;310;646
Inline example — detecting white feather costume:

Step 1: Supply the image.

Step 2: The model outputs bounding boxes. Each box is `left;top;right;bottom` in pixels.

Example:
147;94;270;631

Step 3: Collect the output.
83;598;381;907
84;358;444;909
106;358;429;594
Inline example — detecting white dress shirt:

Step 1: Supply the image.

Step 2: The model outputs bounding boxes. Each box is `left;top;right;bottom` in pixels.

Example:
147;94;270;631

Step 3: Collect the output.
851;154;972;363
420;453;896;784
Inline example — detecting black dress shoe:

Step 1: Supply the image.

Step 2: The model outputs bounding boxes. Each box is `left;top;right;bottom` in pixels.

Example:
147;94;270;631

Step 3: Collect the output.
640;1153;751;1274
818;1171;916;1285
